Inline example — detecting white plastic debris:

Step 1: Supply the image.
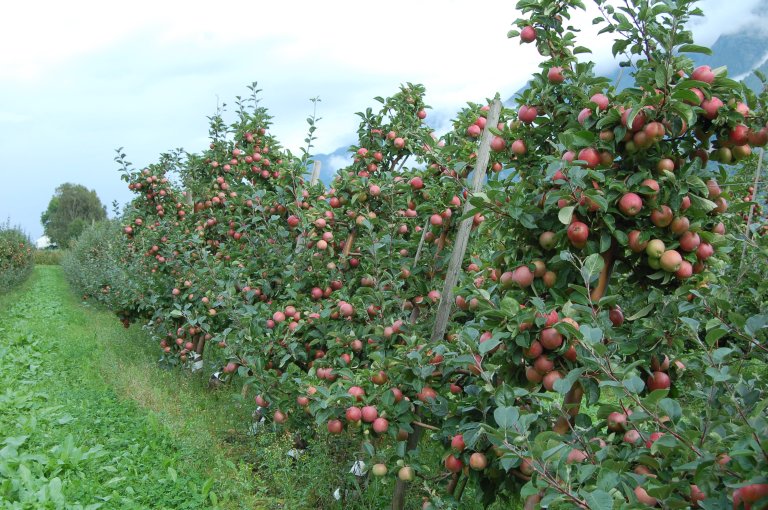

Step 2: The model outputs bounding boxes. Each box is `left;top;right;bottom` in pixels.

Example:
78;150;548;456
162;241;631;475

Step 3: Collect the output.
287;449;305;459
191;353;203;372
333;488;341;501
350;460;366;476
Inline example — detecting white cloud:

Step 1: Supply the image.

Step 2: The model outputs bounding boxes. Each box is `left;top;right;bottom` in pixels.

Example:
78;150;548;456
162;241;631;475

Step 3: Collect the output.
0;0;761;239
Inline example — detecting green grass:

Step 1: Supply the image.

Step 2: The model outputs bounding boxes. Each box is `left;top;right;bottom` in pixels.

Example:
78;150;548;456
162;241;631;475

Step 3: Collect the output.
0;267;510;510
0;266;277;509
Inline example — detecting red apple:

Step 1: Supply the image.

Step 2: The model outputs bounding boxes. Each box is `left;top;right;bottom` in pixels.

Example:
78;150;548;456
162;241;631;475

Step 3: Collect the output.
540;328;563;350
647;371;671;391
372;417;389;433
444;455;463;473
691;65;715;84
520;26;536;43
567;221;589;248
327;419;343;434
547;66;565;83
469;452;488;470
361;405;378;423
619;193;643;216
519;105;538;123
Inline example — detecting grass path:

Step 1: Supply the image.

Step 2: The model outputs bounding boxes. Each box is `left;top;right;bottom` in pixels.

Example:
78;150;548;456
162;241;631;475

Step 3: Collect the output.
0;266;277;509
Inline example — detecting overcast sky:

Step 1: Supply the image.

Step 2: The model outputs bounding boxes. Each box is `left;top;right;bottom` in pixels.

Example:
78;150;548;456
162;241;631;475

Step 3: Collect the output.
1;0;764;241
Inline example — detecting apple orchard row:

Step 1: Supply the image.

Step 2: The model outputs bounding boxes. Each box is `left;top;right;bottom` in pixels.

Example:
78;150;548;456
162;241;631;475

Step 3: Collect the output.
83;1;768;508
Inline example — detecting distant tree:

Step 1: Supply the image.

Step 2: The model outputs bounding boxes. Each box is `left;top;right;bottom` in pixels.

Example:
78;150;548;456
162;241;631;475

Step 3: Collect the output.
41;183;107;247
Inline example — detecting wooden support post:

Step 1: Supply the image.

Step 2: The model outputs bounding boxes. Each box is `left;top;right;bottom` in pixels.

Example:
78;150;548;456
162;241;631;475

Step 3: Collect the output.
391;97;502;510
310;160;321;185
740;148;764;274
429;97;502;344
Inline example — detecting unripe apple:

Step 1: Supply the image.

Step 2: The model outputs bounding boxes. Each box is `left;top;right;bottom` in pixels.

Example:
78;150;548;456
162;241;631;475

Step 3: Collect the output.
659;250;683;272
539;231;556;250
398;466;415;481
469;452;488;471
646;239;665;259
371;463;388;476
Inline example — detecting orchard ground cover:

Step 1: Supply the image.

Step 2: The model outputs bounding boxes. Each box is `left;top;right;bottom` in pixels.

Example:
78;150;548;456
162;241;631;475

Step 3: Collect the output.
0;266;276;509
0;265;498;510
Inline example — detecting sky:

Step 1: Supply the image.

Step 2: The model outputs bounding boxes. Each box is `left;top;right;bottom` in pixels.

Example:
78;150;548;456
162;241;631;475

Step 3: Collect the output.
1;0;765;241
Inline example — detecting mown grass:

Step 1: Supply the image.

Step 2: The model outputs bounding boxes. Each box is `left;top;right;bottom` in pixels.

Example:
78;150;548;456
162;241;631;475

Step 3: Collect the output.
34;249;63;265
0;266;279;509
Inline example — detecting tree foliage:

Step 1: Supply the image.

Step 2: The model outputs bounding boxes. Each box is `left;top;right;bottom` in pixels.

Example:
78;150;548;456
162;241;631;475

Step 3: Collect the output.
41;183;107;247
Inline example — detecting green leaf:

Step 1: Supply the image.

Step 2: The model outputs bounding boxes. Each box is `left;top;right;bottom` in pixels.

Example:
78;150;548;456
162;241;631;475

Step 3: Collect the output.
494;406;520;431
705;327;728;346
559;206;575;225
623;375;645;394
745;314;767;336
579;325;603;345
677;44;712;55
479;338;502;356
671;89;703;104
553;368;583;395
583;490;614;510
627;303;654;321
581;253;605;283
680;317;700;334
659;398;682;422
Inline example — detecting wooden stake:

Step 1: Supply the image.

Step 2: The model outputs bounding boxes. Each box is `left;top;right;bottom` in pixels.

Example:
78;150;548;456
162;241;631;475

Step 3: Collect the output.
429;97;502;344
740;148;764;273
391;98;502;510
310;160;321;185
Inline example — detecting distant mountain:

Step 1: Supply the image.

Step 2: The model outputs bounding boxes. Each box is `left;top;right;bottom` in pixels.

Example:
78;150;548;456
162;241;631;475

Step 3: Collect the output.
313;30;768;183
